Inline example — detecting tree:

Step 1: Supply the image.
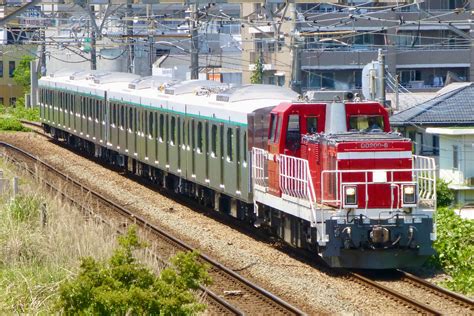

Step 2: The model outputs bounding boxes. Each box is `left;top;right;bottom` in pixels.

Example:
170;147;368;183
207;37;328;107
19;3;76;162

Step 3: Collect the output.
13;55;35;92
250;56;264;84
57;227;211;315
436;178;455;208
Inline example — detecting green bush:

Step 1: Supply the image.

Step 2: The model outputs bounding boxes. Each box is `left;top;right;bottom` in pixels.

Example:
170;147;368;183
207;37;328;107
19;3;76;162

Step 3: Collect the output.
433;207;474;295
436;178;455;208
57;227;211;315
0;117;29;131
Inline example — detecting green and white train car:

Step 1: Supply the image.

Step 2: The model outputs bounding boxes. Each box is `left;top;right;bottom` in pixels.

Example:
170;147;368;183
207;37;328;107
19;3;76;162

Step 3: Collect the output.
39;71;298;218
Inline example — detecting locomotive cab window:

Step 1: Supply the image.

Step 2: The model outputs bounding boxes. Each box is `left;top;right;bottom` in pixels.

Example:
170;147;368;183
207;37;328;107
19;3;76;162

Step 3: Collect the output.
306;116;318;134
285;114;301;151
269;113;278;142
349;115;384;132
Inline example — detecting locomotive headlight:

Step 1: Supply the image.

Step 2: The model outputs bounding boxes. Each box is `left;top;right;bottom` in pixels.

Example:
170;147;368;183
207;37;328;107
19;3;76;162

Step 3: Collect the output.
343;186;357;208
402;184;417;206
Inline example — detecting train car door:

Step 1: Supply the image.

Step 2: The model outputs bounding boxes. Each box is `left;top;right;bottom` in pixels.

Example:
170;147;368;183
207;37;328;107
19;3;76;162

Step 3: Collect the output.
145;110;156;164
137;107;146;161
130;107;137;156
208;123;221;191
157;112;167;169
194;120;207;185
178;116;187;176
116;104;122;152
168;115;180;174
223;125;238;197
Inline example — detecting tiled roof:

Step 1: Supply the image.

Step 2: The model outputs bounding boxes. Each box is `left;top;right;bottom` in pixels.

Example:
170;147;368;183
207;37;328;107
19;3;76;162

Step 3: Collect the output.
390;83;474;127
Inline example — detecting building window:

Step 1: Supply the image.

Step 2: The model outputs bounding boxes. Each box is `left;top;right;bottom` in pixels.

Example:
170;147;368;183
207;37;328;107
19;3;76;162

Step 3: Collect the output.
433;135;439;155
0;97;4;105
453;145;459;169
10;97;16;106
0;62;3;78
9;61;15;78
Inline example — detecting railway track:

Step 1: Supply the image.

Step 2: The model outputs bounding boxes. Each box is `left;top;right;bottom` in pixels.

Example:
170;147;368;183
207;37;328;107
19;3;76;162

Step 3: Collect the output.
347;270;474;315
0;139;304;316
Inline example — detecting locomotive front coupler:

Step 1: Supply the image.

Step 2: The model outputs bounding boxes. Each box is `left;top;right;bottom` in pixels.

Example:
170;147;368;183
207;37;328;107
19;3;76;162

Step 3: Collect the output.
323;213;434;257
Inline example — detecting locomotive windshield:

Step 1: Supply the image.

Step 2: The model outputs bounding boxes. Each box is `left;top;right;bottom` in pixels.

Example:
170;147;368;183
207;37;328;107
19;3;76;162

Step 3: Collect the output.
349;115;384;132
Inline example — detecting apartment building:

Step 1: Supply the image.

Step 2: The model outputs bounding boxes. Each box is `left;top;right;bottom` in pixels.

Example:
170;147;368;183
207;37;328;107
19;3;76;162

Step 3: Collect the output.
0;3;38;106
243;0;472;92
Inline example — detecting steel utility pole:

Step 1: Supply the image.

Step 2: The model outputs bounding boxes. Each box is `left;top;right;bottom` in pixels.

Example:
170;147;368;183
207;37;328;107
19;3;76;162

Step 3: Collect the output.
147;4;154;76
90;7;97;71
291;3;301;93
40;28;46;76
126;0;134;73
189;3;199;80
377;48;386;106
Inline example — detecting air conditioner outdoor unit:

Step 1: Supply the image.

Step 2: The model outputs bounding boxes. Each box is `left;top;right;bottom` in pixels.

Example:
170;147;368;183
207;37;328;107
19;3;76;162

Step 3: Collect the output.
467;177;474;186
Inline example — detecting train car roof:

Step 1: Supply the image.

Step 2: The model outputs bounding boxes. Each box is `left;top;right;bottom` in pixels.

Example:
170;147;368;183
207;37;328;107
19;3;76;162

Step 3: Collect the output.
39;72;299;125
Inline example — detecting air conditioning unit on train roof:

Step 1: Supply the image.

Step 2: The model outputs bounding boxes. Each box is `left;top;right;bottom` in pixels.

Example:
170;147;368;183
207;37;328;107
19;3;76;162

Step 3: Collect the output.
303;90;355;102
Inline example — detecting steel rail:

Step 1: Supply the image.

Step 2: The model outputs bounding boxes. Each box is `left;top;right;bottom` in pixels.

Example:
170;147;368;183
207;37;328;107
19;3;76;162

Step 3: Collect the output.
0;140;304;315
397;270;474;310
349;272;441;315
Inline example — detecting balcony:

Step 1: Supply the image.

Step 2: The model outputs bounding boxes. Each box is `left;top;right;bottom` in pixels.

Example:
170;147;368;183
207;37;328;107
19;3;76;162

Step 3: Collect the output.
396;49;470;68
301;50;378;70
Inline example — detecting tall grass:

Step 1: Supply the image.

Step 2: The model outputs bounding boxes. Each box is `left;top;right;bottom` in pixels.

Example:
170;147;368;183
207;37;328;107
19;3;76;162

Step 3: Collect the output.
0;164;119;313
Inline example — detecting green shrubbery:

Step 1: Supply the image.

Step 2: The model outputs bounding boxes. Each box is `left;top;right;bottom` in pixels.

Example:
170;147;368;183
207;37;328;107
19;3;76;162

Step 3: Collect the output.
57;227;211;315
0;97;39;131
0;117;29;131
433;207;474;295
436;178;455;208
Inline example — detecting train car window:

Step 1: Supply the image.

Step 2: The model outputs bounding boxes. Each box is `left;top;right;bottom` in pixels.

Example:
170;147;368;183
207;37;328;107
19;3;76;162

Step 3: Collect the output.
178;117;181;145
148;112;153;136
227;128;233;162
349;115;384;132
236;128;240;163
159;114;164;141
120;106;124;128
89;99;93;119
96;100;99;120
306;117;318;133
286;114;300;150
191;120;195;149
128;107;133;130
205;122;209;153
170;116;176;145
134;108;137;132
269;113;277;142
243;131;247;162
154;112;158;138
211;125;217;156
197;122;203;153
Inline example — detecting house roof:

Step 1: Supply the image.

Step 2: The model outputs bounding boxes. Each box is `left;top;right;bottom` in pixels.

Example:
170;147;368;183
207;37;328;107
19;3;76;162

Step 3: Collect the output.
390;83;474;127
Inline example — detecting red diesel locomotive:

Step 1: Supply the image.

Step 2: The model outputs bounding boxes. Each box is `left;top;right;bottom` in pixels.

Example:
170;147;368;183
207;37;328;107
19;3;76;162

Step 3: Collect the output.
252;95;436;269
